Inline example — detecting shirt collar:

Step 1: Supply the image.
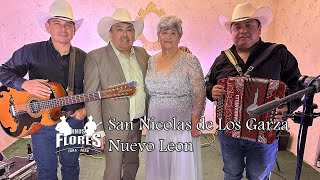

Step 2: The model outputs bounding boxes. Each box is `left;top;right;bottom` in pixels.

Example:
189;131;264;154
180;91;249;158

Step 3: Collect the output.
230;38;263;54
110;41;135;58
230;38;264;66
48;38;71;57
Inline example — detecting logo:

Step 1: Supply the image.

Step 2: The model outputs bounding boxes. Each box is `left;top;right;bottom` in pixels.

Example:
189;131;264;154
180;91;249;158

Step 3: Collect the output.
56;116;102;154
55;116;72;136
84;116;97;137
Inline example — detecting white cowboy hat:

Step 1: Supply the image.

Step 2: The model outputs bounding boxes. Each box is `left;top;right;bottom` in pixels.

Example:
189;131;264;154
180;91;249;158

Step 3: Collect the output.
219;2;273;31
36;0;83;32
97;8;144;42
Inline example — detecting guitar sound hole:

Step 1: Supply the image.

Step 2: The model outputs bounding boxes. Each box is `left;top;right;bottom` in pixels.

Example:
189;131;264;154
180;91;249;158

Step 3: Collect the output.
29;100;41;114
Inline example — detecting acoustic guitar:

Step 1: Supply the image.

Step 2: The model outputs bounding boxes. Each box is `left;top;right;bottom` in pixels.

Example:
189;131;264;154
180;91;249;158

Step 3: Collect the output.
0;81;136;137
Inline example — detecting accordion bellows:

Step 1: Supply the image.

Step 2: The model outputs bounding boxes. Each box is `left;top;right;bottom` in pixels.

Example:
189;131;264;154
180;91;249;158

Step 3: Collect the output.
216;77;286;144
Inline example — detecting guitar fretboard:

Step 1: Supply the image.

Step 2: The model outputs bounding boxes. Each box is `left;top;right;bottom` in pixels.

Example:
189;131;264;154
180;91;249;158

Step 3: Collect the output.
37;92;101;110
29;90;122;112
14;81;136;114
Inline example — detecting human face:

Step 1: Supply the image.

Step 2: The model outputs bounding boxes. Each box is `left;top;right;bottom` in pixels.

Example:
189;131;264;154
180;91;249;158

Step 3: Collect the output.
45;18;75;45
230;19;261;51
109;22;135;52
159;28;180;50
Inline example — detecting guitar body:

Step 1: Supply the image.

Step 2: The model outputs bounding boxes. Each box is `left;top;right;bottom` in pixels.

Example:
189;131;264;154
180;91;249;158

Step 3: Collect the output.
0;81;136;138
0;82;66;137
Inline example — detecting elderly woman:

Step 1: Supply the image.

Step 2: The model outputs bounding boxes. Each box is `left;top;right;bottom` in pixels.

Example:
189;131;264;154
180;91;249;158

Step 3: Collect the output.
144;15;206;180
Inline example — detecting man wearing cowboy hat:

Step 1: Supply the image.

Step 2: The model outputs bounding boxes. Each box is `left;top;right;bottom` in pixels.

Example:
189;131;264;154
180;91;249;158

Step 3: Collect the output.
0;0;86;179
84;8;149;180
205;2;301;180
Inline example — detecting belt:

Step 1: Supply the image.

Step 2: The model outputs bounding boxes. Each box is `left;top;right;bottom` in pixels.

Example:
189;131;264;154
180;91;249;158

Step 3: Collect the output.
132;117;143;123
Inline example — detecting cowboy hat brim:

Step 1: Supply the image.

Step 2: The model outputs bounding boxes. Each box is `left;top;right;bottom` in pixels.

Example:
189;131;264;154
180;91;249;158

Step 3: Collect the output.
219;6;273;31
36;12;83;32
97;16;144;43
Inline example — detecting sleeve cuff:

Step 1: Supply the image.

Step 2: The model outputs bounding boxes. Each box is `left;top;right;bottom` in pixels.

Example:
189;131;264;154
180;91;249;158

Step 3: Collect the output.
13;78;26;91
206;91;214;102
95;130;105;137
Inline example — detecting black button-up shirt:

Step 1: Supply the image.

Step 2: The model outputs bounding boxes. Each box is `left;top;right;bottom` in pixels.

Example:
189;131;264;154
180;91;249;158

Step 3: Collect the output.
205;39;302;112
0;39;86;111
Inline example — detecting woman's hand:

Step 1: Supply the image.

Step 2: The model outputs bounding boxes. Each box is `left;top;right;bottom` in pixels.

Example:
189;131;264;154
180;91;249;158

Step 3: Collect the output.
191;115;201;138
191;127;201;138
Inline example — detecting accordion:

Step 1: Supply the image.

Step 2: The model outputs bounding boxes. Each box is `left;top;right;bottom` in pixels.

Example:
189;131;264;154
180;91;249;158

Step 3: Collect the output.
216;77;286;144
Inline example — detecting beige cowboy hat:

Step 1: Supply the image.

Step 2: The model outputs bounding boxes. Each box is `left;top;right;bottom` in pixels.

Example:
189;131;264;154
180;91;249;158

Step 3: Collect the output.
97;8;144;42
219;2;273;31
36;0;83;32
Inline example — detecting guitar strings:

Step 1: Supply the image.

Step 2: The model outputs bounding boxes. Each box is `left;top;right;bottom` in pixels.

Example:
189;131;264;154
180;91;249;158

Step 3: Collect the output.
12;87;132;115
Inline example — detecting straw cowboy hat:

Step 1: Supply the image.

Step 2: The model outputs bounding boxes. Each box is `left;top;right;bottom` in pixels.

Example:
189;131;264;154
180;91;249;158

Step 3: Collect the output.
219;2;273;31
36;0;83;32
97;8;144;42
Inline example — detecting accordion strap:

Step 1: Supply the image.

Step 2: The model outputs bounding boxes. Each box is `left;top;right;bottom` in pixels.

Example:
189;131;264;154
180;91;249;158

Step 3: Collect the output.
224;49;244;76
224;43;279;76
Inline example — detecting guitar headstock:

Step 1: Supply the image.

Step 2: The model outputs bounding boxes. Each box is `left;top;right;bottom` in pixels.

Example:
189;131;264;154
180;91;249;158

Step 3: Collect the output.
100;81;137;99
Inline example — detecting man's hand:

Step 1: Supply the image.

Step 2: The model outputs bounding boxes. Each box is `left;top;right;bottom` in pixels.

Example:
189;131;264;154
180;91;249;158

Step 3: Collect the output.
211;85;225;101
100;136;105;150
70;108;86;120
179;46;192;54
275;105;288;120
21;79;51;98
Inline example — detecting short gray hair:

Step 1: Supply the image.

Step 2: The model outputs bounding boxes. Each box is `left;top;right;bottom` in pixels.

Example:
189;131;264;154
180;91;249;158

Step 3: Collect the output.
157;15;183;38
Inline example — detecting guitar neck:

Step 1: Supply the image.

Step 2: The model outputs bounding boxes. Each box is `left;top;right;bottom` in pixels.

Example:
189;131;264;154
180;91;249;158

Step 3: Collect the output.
38;91;103;110
31;81;136;112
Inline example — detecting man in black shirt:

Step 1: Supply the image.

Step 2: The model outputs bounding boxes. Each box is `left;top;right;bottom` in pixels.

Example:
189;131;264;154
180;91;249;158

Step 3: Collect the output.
0;1;86;179
205;2;301;180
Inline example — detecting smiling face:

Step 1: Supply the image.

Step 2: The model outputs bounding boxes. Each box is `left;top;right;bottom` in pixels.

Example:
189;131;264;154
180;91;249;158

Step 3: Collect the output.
158;28;181;50
230;19;261;51
45;18;75;45
109;22;135;53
